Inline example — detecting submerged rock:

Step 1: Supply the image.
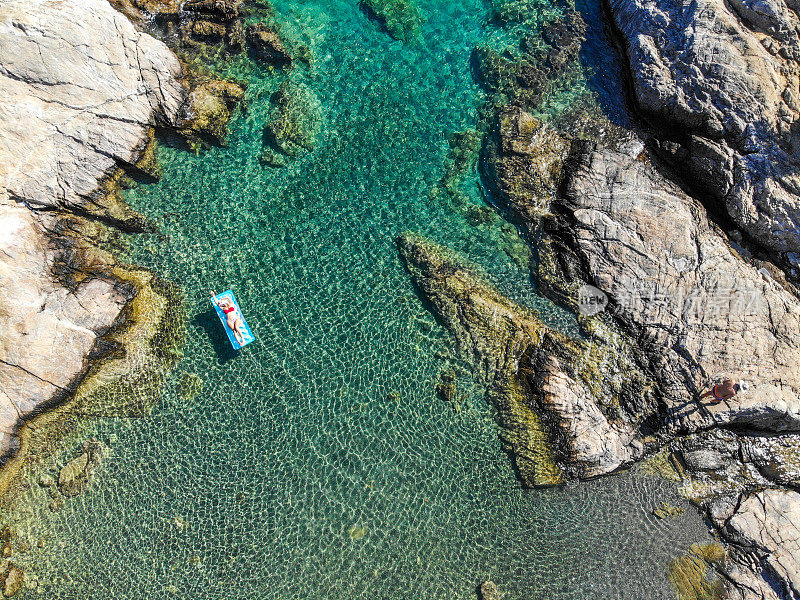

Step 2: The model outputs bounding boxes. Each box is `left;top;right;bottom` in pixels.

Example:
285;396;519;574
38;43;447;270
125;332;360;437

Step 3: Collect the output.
479;580;501;600
473;9;585;105
0;562;23;598
178;78;245;146
360;0;423;44
261;81;322;166
397;233;562;485
177;373;204;400
58;440;109;497
37;474;56;488
348;524;368;540
653;503;686;519
246;23;292;66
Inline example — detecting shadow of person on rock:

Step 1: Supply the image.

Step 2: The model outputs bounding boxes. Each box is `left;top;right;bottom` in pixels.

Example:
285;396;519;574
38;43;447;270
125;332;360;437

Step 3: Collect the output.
194;309;239;364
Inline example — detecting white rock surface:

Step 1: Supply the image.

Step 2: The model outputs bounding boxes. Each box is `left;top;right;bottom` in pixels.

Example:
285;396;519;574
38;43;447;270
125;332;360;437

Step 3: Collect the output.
562;147;800;432
538;356;643;477
0;0;184;460
0;0;184;209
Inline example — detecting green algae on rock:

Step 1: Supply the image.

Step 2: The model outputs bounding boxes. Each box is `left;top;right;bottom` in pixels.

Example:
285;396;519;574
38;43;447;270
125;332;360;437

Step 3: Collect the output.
668;543;727;600
0;255;185;509
359;0;423;44
261;80;322;166
178;76;246;147
397;231;563;486
177;373;204;400
398;232;662;485
57;440;109;498
639;449;685;483
653;503;686;519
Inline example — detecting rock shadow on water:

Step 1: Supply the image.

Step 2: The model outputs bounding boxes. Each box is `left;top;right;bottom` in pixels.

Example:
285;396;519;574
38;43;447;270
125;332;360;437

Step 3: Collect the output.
194;309;239;364
573;0;635;130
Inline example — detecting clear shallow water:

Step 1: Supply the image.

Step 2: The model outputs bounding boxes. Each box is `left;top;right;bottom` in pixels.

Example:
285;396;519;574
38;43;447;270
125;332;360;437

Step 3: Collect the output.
12;0;712;598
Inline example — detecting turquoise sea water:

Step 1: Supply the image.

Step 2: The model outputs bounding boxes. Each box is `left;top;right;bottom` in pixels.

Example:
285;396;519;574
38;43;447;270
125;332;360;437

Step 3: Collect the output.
12;0;713;598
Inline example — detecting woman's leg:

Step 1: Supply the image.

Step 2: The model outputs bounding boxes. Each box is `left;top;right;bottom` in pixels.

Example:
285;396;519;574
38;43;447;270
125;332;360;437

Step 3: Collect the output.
235;321;247;343
227;316;243;344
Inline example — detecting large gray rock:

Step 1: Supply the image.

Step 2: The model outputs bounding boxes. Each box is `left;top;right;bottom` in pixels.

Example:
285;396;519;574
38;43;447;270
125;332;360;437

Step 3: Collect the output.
720;489;800;598
740;434;800;484
0;0;184;211
492;110;800;434
485;106;800;600
558;144;800;433
535;355;643;478
607;0;800;255
0;0;185;461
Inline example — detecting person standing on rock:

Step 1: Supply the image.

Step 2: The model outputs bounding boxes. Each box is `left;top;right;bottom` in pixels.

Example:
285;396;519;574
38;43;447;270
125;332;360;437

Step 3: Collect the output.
700;379;748;404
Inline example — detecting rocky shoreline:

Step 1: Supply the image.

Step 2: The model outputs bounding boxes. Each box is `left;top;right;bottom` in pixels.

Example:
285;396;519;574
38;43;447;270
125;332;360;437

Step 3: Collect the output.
3;0;800;598
0;0;252;593
397;0;800;595
0;0;185;468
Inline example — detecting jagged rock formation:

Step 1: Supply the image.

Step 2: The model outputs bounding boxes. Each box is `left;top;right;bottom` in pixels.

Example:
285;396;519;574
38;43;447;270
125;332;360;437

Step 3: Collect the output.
558;143;800;432
479;104;800;598
111;0;246;52
397;232;647;485
487;106;800;435
0;0;185;214
721;489;800;597
111;0;295;65
607;0;800;263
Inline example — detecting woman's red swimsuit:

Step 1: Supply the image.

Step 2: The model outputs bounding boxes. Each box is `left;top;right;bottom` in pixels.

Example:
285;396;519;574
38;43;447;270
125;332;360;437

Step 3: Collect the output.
222;305;235;314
